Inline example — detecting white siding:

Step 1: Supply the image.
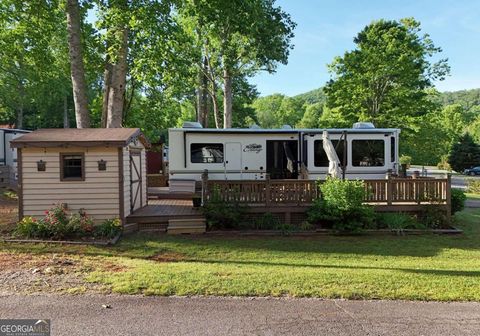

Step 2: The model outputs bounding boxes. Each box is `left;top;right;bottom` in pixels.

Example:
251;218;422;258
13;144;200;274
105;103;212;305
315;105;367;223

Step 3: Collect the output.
21;147;120;222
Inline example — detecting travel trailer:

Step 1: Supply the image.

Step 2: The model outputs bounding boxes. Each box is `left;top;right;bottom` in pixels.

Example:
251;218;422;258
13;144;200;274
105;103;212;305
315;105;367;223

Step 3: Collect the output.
168;122;400;182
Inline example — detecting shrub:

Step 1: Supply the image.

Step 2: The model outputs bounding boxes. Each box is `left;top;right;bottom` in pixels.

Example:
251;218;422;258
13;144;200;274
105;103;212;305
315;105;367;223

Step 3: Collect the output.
308;178;375;232
451;188;466;214
253;212;280;230
202;185;247;230
94;218;122;238
14;217;49;238
14;204;118;240
422;206;449;229
468;180;480;194
399;155;412;166
437;155;452;171
376;213;423;233
448;133;480;173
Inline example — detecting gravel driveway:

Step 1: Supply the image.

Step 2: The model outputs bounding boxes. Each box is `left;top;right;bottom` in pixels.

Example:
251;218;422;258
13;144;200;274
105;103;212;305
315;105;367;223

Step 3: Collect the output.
1;294;479;336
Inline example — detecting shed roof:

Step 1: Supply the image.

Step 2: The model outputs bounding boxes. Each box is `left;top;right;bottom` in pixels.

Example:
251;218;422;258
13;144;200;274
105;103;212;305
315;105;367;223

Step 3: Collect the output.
11;128;150;148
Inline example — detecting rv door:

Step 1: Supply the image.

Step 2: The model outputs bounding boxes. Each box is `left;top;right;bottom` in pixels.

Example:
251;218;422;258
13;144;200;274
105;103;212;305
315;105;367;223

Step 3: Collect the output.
225;142;242;179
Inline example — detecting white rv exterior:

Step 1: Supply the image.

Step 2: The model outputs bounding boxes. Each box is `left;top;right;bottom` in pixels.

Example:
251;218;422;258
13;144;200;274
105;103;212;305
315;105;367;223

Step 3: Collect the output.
168;124;400;181
0;128;30;182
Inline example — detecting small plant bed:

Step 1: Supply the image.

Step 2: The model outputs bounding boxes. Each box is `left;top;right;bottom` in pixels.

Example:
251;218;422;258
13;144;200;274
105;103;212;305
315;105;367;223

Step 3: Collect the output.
4;204;123;245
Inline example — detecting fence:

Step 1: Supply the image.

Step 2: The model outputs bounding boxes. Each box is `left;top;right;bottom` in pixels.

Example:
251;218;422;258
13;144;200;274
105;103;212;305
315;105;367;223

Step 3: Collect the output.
201;170;451;213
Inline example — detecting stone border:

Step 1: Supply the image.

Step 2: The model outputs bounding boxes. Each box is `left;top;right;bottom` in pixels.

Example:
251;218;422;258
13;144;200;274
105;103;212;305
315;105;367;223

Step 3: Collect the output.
205;228;463;236
0;232;122;246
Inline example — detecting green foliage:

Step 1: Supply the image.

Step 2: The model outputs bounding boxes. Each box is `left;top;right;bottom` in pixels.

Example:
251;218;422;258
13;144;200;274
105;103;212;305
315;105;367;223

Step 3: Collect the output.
252;212;281;230
308;178;375;232
451;189;466;214
376;213;423;232
13;204;120;240
448;133;480;172
202;186;247;230
437;154;452;171
421;206;449;229
94;218;122;239
399;155;412;165
324;18;449;131
468;180;480;194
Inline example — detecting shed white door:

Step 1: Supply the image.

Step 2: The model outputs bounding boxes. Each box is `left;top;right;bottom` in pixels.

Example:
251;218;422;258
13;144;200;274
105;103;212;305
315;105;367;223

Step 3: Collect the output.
130;150;143;212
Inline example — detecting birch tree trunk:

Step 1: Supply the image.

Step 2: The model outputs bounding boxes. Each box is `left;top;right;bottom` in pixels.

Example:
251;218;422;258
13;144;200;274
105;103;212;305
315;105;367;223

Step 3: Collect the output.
63;94;69;128
223;67;232;128
16;81;24;129
65;0;90;128
197;56;209;127
106;28;128;128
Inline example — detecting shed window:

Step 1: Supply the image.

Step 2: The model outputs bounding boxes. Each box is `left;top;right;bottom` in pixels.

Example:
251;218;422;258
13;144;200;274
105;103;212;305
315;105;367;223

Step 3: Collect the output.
191;143;224;163
314;140;347;167
352;140;385;167
61;153;84;180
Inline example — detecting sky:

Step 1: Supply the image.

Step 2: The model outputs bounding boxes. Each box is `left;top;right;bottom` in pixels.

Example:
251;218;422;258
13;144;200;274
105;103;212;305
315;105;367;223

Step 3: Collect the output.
250;0;480;96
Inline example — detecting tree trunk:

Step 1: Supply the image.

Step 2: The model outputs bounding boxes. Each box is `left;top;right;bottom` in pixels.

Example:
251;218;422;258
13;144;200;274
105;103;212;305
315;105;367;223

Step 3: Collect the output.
197;57;209;127
16;81;24;129
63;94;69;128
101;59;112;128
106;28;128;128
65;0;90;128
209;83;221;129
223;68;232;128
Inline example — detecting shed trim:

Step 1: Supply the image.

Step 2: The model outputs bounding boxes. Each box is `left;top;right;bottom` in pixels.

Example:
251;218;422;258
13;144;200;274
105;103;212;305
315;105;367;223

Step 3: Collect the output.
18;148;23;220
118;147;125;226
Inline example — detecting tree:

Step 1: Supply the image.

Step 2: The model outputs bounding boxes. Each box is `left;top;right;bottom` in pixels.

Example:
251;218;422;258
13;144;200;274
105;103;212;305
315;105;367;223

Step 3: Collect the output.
184;0;295;128
448;134;480;173
297;102;323;128
66;0;91;127
324;18;450;129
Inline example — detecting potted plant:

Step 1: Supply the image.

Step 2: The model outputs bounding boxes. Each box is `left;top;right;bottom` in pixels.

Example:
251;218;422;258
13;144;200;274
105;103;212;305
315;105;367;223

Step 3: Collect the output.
192;195;202;208
399;155;412;178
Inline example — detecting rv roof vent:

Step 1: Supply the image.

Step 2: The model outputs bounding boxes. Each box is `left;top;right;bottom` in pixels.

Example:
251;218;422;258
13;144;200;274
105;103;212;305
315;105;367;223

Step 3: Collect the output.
249;124;261;129
353;122;375;129
281;124;293;129
182;121;203;129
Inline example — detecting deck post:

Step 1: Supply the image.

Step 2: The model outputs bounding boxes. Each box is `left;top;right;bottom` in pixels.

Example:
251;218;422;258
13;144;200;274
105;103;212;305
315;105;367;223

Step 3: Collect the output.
265;173;271;208
446;173;452;219
201;169;209;205
386;173;393;205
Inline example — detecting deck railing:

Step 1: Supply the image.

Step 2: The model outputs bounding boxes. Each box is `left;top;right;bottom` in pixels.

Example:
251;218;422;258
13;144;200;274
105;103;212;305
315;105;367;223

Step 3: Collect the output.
201;170;451;212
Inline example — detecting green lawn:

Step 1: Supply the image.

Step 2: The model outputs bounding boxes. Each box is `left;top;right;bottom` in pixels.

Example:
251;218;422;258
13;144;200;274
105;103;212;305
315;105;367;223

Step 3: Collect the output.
466;193;480;200
2;209;480;301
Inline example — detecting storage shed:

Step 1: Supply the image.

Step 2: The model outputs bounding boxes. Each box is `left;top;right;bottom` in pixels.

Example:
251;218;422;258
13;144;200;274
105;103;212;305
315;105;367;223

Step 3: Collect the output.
11;128;149;225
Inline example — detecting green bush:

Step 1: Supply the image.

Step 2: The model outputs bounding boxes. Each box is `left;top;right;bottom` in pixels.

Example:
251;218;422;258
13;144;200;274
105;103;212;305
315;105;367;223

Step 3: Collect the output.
468;180;480;194
307;178;375;232
94;218;122;238
399;155;412;166
437;155;452;171
422;206;449;229
202;185;247;230
376;213;423;232
451;188;466;214
14;204;118;240
253;212;280;230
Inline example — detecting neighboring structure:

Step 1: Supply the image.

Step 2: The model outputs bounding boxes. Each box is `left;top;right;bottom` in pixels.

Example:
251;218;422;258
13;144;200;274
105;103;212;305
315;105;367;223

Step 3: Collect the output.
0;128;31;188
11;128;149;224
168;122;401;182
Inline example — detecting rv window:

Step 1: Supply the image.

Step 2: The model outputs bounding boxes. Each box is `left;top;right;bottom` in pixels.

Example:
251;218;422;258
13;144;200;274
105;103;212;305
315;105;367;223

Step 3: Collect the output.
190;143;224;163
352;140;385;167
60;153;85;181
391;137;395;162
313;140;347;167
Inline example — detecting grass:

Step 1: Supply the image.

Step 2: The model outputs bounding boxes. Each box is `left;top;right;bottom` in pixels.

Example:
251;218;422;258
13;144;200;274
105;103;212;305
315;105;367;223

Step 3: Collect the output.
466;193;480;200
1;209;480;301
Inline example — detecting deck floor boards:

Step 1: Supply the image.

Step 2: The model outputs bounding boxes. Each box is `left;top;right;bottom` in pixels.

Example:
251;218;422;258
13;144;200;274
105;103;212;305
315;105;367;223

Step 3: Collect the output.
128;199;201;219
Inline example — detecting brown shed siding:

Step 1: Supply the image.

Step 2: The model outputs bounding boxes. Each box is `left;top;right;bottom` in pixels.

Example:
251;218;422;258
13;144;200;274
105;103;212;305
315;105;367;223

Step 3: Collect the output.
21;147;120;222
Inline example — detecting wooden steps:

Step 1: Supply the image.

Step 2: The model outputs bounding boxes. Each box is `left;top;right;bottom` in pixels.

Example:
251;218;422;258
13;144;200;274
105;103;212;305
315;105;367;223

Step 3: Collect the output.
167;218;206;234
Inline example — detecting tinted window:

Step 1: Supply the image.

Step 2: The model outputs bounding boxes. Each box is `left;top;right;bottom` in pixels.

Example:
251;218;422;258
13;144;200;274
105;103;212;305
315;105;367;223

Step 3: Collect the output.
391;137;395;162
191;143;224;163
61;154;84;180
352;140;385;167
314;140;347;167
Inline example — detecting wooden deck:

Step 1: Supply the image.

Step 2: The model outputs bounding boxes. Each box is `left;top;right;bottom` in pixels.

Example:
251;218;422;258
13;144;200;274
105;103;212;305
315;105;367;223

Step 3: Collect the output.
127;199;204;232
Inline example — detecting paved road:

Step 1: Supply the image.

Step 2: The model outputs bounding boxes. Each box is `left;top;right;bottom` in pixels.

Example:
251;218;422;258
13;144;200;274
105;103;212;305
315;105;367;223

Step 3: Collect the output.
1;295;479;336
